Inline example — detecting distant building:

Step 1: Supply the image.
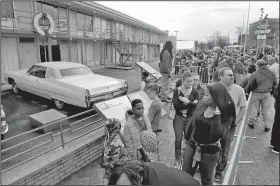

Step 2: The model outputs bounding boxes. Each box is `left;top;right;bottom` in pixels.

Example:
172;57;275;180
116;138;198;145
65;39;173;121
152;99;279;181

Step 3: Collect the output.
246;18;279;51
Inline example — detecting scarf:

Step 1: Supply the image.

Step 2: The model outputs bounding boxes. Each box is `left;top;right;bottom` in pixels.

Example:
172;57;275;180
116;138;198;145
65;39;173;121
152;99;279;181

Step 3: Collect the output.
178;85;192;98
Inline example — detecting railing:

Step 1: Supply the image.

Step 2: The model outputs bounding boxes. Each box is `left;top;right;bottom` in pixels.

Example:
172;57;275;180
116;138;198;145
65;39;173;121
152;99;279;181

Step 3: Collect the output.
0;109;104;174
222;92;252;185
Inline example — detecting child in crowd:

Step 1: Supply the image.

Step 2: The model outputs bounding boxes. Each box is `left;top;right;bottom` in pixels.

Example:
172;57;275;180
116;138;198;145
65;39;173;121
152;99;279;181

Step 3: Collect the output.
192;73;205;100
145;84;162;136
141;71;151;91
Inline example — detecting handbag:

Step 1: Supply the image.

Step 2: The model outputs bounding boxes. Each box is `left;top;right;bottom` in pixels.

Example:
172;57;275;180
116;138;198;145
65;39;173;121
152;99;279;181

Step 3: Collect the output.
168;103;175;120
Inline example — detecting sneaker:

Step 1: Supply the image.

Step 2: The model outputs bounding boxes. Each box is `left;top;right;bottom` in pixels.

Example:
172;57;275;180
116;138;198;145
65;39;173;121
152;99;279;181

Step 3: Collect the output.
272;148;279;154
248;124;255;129
264;127;270;132
215;172;223;182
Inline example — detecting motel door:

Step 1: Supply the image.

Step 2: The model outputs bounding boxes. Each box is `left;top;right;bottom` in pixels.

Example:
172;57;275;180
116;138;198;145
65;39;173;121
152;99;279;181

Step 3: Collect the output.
18;38;38;69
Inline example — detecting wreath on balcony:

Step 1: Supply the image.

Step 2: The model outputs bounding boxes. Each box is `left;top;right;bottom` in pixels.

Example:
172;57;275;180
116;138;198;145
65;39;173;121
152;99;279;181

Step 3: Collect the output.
33;12;55;37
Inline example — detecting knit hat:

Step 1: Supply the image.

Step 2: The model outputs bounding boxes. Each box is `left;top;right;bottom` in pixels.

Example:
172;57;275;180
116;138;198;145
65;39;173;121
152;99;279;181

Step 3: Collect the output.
104;118;122;134
256;59;268;66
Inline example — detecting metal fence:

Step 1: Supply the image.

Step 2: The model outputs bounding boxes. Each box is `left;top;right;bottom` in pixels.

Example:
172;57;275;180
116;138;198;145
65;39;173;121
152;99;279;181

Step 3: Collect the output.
0;109;104;174
222;92;252;185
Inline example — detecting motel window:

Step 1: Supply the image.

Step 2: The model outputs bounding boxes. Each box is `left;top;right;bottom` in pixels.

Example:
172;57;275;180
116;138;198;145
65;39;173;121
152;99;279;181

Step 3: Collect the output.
1;2;14;19
85;15;93;32
94;17;101;33
77;13;85;31
36;2;58;20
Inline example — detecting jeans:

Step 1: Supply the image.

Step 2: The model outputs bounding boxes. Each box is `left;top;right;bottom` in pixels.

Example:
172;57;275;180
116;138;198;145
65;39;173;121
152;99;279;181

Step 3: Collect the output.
175;66;179;75
247;92;272;128
159;73;170;99
216;127;236;173
182;140;221;185
173;115;192;161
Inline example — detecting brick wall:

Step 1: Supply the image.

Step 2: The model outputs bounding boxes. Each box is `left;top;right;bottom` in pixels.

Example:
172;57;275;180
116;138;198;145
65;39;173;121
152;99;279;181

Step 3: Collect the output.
10;136;105;185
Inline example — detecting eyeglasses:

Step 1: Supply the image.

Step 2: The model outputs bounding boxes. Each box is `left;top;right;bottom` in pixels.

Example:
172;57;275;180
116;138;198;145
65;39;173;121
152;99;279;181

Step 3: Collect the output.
225;74;234;77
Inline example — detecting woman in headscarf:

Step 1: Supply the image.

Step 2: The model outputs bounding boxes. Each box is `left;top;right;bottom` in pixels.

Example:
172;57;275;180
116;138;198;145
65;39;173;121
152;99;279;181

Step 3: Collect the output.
182;82;236;185
172;72;199;167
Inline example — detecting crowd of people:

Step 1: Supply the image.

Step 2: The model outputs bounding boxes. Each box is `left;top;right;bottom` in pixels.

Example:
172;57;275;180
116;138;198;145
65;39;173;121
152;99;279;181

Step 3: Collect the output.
101;40;279;185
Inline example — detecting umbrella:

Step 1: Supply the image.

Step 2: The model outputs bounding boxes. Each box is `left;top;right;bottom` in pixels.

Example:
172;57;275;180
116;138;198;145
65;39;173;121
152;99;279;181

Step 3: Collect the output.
213;47;222;53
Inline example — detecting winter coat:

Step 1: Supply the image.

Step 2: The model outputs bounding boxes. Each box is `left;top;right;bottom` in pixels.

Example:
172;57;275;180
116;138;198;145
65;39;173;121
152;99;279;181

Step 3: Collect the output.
159;50;173;75
123;114;152;160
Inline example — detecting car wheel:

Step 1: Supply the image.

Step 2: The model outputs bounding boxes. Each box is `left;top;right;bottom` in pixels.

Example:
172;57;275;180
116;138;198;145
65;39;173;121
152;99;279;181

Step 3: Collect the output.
12;82;20;94
54;99;64;109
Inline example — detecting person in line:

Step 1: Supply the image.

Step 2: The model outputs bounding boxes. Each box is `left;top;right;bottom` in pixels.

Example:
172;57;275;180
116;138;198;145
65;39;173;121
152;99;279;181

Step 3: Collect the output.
247;59;277;131
212;57;234;82
270;83;279;154
215;67;247;182
174;53;181;76
145;84;162;136
182;83;236;185
239;65;256;100
108;160;200;185
234;59;245;85
123;99;152;160
268;56;279;84
192;73;205;100
140;71;151;91
159;41;174;103
172;72;199;167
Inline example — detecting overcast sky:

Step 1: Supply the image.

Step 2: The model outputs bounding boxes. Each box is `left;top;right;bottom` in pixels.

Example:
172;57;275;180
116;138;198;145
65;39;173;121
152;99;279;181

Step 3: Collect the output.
95;1;279;43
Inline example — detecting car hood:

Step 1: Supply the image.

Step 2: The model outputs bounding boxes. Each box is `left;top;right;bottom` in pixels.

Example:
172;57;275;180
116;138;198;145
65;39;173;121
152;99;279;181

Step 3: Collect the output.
58;74;125;94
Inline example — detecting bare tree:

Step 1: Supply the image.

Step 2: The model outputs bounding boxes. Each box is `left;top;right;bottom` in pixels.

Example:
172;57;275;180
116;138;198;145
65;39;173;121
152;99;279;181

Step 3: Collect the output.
197;41;207;50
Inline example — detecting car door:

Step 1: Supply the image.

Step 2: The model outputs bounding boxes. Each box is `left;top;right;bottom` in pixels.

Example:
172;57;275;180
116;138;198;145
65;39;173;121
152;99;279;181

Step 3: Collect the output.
36;67;54;99
24;65;44;96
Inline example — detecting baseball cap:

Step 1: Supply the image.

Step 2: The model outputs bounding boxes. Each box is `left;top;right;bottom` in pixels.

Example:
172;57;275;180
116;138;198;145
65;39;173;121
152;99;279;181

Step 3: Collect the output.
256;59;268;66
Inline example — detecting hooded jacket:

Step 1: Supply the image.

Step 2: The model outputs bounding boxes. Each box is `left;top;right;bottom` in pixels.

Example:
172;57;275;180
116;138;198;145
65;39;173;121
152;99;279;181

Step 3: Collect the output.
247;66;277;94
142;162;199;185
123;113;152;160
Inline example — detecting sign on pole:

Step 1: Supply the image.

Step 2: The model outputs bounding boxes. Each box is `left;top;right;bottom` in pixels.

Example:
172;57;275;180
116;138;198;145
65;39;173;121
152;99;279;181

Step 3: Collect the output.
257;35;266;40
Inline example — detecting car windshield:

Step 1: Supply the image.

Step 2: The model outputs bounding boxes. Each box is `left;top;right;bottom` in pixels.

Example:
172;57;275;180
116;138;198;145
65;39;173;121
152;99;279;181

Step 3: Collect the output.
60;67;92;77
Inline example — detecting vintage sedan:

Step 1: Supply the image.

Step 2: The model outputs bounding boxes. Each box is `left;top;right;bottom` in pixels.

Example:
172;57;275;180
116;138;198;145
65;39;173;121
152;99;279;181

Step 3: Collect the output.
4;62;128;109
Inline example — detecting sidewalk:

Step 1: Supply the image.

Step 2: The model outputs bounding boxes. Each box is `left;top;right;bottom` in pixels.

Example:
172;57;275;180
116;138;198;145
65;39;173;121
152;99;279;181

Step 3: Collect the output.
57;116;176;185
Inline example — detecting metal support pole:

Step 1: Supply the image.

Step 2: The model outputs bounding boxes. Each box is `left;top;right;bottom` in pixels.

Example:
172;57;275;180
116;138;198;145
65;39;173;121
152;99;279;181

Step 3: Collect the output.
59;121;65;148
240;13;245;52
244;1;251;53
0;0;3;184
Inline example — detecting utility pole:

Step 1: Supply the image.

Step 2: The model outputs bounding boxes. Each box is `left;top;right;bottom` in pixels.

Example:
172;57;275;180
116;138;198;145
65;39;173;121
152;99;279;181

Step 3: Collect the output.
174;30;178;54
240;13;245;53
243;1;251;53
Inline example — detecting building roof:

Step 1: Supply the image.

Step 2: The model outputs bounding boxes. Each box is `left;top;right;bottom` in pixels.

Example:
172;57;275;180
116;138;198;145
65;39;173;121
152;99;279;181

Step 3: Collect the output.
50;1;168;35
250;18;279;25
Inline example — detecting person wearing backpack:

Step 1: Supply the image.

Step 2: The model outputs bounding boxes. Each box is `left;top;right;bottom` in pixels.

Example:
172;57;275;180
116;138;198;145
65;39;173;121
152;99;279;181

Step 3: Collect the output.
182;82;236;185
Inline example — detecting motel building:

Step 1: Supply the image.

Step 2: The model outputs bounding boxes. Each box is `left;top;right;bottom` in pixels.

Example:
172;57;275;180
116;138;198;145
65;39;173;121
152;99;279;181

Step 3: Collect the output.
0;1;168;84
